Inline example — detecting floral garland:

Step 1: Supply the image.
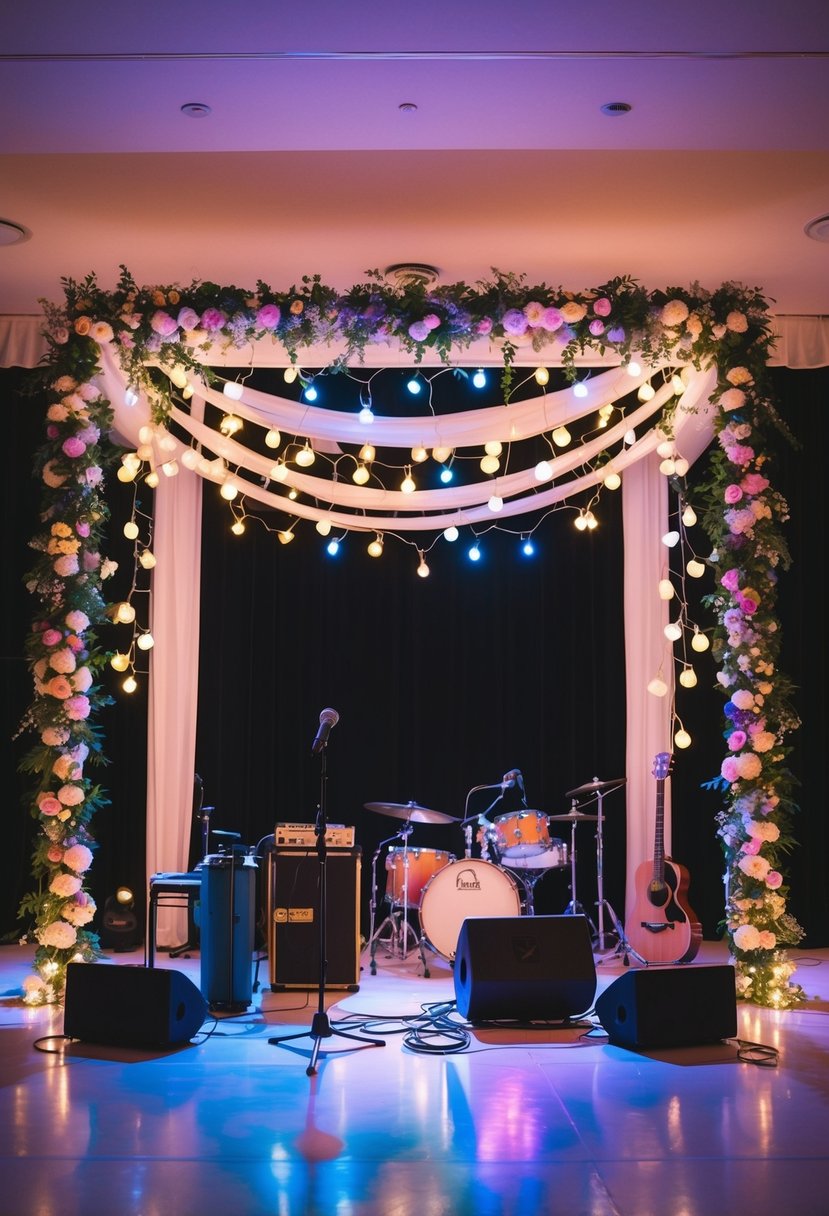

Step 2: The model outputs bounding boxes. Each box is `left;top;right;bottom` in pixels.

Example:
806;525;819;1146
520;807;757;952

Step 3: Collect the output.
19;267;800;1005
698;364;805;1008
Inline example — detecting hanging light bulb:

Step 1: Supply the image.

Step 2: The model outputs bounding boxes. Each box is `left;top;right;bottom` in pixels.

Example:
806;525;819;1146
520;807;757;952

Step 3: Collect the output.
182;384;194;400
110;652;130;672
443;525;459;542
115;601;135;624
136;631;154;651
416;551;431;578
662;530;680;548
265;427;281;449
603;468;622;491
283;366;299;384
440;466;454;483
658;578;675;600
674;726;692;749
574;511;588;532
359;443;376;463
161;460;179;477
691;627;710;652
117;464;137;484
468;542;481;562
637;382;655;402
521;537;535;557
138;425;154;445
123;520;139;540
572;381;589;398
659;458;677;476
122;674;138;694
656;440;675;459
136;443;153;462
647;675;669;697
488;494;504;513
220;412;243;436
472;369;487;389
222;380;244;401
278;528;295;545
358;403;374;424
686;558;706;578
315;518;332;537
682;503;698;527
158;432;177;454
145;470;160;489
480;454;500;475
303;383;318;402
679;666;698;689
368;535;384;558
534;367;549;386
352;463;370;485
411;445;429;463
535;459;553;482
406;375;422;395
664;620;683;642
181;448;199;470
230;520;246;536
220;479;239;501
295;442;315;467
585;510;598;530
287;487;299;501
552;425;571;447
326;538;340;557
671;373;686;395
624;428;637;445
271;462;288;482
432;445;452;463
484;440;503;457
673;456;690;477
138;549;156;570
400;469;416;494
626;359;642;377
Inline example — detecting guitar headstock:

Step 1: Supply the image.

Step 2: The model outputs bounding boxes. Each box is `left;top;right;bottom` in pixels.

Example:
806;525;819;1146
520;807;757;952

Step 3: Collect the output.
652;751;673;780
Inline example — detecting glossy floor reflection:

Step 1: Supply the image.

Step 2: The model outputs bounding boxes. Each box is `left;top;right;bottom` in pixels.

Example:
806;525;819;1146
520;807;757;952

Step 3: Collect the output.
1;939;828;1216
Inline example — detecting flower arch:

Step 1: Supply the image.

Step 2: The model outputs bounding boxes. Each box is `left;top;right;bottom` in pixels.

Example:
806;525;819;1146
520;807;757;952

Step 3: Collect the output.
19;268;803;1007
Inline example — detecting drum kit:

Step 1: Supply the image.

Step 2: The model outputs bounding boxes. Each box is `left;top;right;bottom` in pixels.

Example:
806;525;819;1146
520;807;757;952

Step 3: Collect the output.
365;774;626;975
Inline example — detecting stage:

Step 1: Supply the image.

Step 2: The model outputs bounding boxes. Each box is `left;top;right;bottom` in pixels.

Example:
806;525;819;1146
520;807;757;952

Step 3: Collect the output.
1;938;828;1216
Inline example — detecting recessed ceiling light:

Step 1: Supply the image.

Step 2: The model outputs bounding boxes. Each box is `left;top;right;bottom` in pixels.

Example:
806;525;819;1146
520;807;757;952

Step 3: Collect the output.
398;102;418;113
180;102;212;118
0;218;31;246
804;214;829;242
600;101;632;116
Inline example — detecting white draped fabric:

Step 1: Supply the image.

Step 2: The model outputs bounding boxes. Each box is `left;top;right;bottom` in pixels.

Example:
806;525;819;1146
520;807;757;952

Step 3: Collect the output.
2;310;821;942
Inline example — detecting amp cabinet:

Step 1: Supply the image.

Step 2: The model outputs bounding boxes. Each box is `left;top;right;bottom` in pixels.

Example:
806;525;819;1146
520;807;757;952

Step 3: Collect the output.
268;847;361;990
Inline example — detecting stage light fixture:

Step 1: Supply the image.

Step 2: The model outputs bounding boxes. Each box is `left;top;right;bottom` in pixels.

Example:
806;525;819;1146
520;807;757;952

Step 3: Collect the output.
99;886;142;951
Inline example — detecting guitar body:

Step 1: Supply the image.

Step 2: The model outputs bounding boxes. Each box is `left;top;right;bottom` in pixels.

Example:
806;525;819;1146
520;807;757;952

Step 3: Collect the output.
627;856;703;964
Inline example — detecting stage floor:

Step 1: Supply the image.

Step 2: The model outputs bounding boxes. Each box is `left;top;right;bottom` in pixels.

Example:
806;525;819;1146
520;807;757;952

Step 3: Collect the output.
1;937;828;1216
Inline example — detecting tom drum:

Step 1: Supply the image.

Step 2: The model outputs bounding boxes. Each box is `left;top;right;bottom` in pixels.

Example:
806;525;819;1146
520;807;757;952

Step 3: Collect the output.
490;810;551;858
385;847;454;909
419;859;522;961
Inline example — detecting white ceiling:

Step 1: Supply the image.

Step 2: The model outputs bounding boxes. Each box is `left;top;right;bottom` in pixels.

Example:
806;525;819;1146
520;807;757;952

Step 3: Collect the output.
2;2;829;317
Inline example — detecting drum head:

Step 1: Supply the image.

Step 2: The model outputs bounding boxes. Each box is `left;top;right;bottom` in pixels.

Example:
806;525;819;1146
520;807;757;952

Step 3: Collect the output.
419;859;521;961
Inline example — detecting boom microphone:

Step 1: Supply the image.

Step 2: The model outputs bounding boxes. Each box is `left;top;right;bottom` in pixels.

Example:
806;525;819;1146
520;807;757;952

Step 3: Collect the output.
312;707;340;754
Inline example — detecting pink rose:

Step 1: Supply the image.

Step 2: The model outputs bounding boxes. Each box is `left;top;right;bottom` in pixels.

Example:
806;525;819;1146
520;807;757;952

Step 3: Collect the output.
423;314;441;331
62;436;87;459
256;303;281;329
200;308;227;332
725;444;755;465
65;694;91;721
541;307;564;332
727;730;747;751
724;484;743;504
54;554;80;577
47;424;60;439
765;871;783;889
82;551;101;571
407;320;429;341
47;846;64;863
740;837;762;856
42;628;63;647
150;310;179;336
76;521;91;538
589;319;605;336
77;383;100;401
475;318;493;335
593;297;612;317
720;568;741;592
177;306;200;330
726;310;748;333
741;472;769;495
720;388;746;413
38;796;62;817
46;676;73;700
720;757;740;783
65;610;89;632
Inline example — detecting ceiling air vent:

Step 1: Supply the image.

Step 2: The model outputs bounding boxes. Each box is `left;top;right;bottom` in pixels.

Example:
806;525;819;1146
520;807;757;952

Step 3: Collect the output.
804;214;829;243
600;101;633;116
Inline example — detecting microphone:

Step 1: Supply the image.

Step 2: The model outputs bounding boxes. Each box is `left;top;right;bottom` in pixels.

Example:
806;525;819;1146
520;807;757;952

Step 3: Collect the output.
312;707;340;754
502;768;524;791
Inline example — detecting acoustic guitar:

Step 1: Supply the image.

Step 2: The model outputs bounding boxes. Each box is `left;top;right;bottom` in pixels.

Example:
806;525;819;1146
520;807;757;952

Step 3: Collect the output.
626;751;702;964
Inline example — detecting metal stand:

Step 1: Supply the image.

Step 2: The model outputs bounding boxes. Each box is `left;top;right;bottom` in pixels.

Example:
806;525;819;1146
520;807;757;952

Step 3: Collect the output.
367;824;420;973
269;734;384;1075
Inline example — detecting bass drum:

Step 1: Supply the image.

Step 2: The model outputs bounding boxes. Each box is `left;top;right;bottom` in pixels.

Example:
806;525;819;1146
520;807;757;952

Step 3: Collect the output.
419;859;522;962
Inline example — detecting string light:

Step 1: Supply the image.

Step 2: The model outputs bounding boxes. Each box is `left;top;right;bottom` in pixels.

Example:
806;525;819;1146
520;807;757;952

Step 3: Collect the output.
222;380;244;401
230;519;246;536
443;525;459;542
439;465;454;484
303;383;318;402
122;674;138;694
406;375;422;395
647;674;669;697
432;445;452;463
283;366;299;384
295;443;315;467
572;381;589;398
411;445;429;463
488;494;504;512
679;666;698;688
181;448;199;470
626;359;642;377
136;631;154;651
686;558;706;578
400;468;416;494
535;459;553;482
584;510;598;530
287;487;299;500
521;537;535;557
624;428;637;445
326;538;341;557
484;440;503;457
479;454;500;474
278;528;295;545
117;464;137;484
534;367;549;386
674;723;692;749
552;425;571;447
265;428;281;449
664;620;683;642
161;460;179;478
315;518;332;536
359;443;376;463
145;470;160;489
637;382;655;402
110;652;130;672
472;369;487;389
138;549;156;570
658;578;675;600
352;463;370;485
416;551;430;577
691;626;710;652
358;402;374;424
603;467;622;490
220;479;239;501
367;534;384;557
123;520;139;540
115;602;135;624
574;511;588;532
219;412;243;435
468;542;481;561
682;503;698;527
662;530;680;547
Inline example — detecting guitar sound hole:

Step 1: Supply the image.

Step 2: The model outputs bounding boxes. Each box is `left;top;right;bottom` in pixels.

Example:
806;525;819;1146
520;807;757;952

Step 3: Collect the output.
648;881;669;907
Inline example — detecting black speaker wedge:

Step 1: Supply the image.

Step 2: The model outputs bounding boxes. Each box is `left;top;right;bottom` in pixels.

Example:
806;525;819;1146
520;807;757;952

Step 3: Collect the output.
595;964;738;1048
63;963;208;1047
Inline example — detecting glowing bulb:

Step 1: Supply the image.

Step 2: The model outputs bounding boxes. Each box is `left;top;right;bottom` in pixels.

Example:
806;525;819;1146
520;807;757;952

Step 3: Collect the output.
368;535;384;558
679;666;698;689
110;652;130;672
145;471;160;489
406;376;422;395
295;443;315;467
573;381;588;398
480;454;500;474
158;432;176;454
656;440;674;459
673;457;689;477
432;445;452;463
411;446;429;463
659;458;676;476
222;381;244;401
647;676;668;697
682;504;698;527
664;620;683;642
488;494;504;513
272;462;288;482
662;530;680;548
122;674;138;694
624;428;637;445
585;510;598;530
283;366;299;384
674;728;692;749
136;631;154;651
359;405;374;425
161;460;179;477
181;448;199;470
182;385;194;400
220;480;239;501
265;427;281;449
220;413;243;436
115;601;135;624
637;382;655;402
303;384;318;402
416;552;430;577
535;460;553;482
440;466;454;483
326;539;340;557
484;440;503;457
123;521;139;540
671;373;686;395
534;367;549;386
117;465;137;483
574;512;588;532
139;549;156;570
472;369;487;389
603;469;621;491
288;488;299;501
468;543;481;562
278;529;295;545
135;447;151;465
687;558;706;578
691;628;710;653
315;518;332;536
521;538;535;556
627;360;642;377
352;464;370;485
443;525;459;542
400;471;416;494
230;520;246;536
658;579;675;600
552;425;571;447
359;443;376;463
138;425;154;445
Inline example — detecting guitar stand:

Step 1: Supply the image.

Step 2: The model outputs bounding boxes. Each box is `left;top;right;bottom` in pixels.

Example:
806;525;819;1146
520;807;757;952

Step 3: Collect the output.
594;898;647;967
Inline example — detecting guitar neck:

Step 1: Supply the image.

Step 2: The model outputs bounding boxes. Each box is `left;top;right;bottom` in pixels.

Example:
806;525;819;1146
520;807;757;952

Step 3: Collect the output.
652;778;666;883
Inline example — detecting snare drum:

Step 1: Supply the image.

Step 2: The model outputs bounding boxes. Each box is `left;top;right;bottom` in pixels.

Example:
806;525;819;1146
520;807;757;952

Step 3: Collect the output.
503;838;569;870
419;859;522;961
385;847;454;909
490;810;551;858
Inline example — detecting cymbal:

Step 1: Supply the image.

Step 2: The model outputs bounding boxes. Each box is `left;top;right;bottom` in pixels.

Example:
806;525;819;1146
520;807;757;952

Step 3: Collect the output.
565;776;627;798
548;811;599;822
364;800;458;825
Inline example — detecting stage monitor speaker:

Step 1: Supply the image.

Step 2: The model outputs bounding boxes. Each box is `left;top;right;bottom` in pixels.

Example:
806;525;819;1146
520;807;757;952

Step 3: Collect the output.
63;963;208;1047
268;848;361;990
454;914;597;1022
595;964;737;1048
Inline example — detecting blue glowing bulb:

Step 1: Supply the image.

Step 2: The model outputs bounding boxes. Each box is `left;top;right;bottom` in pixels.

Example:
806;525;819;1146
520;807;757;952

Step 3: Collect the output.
472;369;487;389
572;381;589;399
522;538;535;557
407;377;421;395
326;539;340;557
468;544;481;562
304;384;318;402
439;466;453;484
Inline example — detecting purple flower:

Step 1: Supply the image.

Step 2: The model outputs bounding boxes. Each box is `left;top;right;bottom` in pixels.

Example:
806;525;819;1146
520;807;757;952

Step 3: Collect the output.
720;568;741;592
408;320;429;342
606;325;626;343
201;308;227;332
475;318;493;335
177;306;200;330
150;310;178;337
502;309;529;337
62;436;86;459
423;313;441;331
256;304;281;329
589;319;605;336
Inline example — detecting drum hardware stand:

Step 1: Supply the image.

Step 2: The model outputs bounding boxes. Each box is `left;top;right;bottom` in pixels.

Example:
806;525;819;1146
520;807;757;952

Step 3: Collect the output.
269;714;384;1075
561;801;594;927
593;784;625;953
367;822;420;973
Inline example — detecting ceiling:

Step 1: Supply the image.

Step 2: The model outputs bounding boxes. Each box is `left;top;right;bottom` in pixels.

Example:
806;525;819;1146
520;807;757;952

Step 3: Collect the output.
2;2;829;319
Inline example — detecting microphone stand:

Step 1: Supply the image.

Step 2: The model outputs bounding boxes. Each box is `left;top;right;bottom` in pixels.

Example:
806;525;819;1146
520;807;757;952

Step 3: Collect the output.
268;732;384;1076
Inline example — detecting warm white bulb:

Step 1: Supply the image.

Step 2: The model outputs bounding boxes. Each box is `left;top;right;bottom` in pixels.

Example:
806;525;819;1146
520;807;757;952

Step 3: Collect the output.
283;366;298;384
278;529;295;545
674;728;692;749
315;519;332;537
161;460;179;478
123;521;139;540
368;536;384;558
411;446;429;463
662;530;680;548
265;428;281;449
679;667;698;689
416;555;430;578
352;464;370;485
534;366;549;386
432;445;452;463
359;406;374;425
139;549;156;570
136;444;153;462
627;360;642;377
117;465;137;483
673;457;689;477
136;632;154;651
574;513;588;532
181;448;199;470
110;652;130;672
443;525;459;542
484;440;503;457
664;621;683;642
552;426;571;447
682;504;698;527
288;488;299;501
656;440;674;459
535;460;553;482
359;443;376;463
603;470;621;491
647;676;669;697
691;629;710;653
585;511;598;530
116;602;135;624
182;384;194;400
624;428;637;445
122;675;138;694
659;458;676;476
488;494;504;513
272;462;288;482
658;579;675;600
231;520;245;536
400;473;416;494
295;444;315;467
220;480;239;501
480;454;500;474
637;382;655;402
138;425;154;445
158;432;177;454
220;413;243;436
686;558;706;579
144;471;160;489
169;365;188;390
223;381;244;400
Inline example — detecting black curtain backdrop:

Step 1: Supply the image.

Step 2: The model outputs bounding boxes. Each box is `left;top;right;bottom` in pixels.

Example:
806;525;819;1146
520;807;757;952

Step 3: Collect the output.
2;364;826;950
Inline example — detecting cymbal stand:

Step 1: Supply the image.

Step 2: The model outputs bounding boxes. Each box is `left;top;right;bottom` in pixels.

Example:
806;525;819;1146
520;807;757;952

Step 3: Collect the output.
562;800;587;918
594;785;624;953
367;822;418;973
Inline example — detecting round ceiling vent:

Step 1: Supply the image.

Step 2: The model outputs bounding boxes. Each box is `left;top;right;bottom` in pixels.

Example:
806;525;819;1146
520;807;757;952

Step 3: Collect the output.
385;263;440;288
804;214;829;243
600;101;633;116
180;102;212;118
0;218;31;246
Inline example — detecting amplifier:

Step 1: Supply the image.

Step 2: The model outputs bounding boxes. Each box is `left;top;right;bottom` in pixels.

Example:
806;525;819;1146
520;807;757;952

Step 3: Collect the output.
268;848;361;990
274;822;355;849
